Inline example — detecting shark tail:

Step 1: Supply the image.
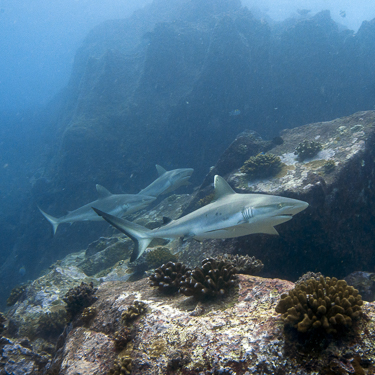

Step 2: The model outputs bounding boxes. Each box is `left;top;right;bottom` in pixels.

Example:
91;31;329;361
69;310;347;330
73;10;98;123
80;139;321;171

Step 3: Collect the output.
93;208;152;262
38;207;60;235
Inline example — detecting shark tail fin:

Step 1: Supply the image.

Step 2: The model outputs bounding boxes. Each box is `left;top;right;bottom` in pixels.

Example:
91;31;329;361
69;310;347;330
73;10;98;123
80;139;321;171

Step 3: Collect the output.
38;207;60;235
93;208;152;262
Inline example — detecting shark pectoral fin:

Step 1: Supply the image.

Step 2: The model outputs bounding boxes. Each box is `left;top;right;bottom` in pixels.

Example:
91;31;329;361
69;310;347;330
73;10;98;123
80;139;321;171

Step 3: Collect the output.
96;184;112;198
156;165;167;176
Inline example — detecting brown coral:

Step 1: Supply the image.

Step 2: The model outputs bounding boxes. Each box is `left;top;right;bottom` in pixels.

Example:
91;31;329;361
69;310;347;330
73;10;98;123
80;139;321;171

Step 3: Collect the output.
108;355;132;375
113;327;132;350
149;261;191;294
276;276;363;334
216;254;264;275
240;153;283;179
179;258;237;300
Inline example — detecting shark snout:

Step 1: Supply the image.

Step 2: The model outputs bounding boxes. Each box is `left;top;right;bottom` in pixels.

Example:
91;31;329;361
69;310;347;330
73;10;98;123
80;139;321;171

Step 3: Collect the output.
282;200;309;215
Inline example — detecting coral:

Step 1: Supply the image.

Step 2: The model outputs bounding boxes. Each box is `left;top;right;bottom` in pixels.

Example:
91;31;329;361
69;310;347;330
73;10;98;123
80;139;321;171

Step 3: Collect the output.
0;312;6;335
63;282;98;321
215;254;264;275
144;247;178;269
113;327;132;350
7;284;27;306
121;301;147;325
149;261;191;294
294;140;322;161
36;308;67;339
81;306;97;323
323;159;336;174
276;276;363;334
240;153;283;179
179;258;237;300
108;355;132;375
296;271;324;285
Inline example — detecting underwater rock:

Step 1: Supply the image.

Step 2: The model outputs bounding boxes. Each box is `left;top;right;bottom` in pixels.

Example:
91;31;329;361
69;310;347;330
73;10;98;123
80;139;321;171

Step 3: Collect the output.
47;275;375;374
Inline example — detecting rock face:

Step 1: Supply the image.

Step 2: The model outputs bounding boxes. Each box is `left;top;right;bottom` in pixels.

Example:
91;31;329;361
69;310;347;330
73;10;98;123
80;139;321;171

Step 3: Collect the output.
39;275;375;374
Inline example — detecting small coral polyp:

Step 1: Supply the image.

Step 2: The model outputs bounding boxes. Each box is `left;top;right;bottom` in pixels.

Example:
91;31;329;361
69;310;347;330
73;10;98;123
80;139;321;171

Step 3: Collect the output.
276;276;363;334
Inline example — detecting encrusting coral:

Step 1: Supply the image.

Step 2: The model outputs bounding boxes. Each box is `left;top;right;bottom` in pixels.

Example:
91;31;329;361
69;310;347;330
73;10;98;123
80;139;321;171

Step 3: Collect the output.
149;261;191;293
121;300;147;325
240;153;283;179
63;282;98;321
276;276;363;334
294;140;323;161
179;258;237;300
215;254;264;275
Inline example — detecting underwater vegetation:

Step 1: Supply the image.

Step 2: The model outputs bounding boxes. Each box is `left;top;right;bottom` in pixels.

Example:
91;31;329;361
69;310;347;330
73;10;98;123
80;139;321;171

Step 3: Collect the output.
179;258;237;300
276;276;363;335
121;300;147;325
36;309;67;340
108;355;132;375
149;261;191;294
63;282;98;321
294;140;323;161
215;254;264;275
240;153;283;179
7;284;28;306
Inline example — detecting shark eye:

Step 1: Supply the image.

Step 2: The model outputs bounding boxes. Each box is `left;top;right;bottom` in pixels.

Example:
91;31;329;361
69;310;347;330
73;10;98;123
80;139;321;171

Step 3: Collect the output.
241;207;254;221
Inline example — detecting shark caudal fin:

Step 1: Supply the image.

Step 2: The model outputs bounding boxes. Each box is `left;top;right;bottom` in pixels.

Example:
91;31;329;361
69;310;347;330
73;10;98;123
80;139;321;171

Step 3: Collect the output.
93;208;152;262
38;207;60;235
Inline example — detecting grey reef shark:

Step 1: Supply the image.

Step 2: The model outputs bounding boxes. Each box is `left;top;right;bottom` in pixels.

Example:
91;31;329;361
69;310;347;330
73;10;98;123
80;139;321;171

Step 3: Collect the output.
138;165;194;197
39;184;156;235
94;175;309;262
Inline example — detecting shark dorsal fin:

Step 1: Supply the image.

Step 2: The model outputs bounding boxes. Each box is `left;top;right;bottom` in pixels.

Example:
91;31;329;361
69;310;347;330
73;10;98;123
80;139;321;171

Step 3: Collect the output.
96;184;112;198
214;175;236;200
156;164;167;176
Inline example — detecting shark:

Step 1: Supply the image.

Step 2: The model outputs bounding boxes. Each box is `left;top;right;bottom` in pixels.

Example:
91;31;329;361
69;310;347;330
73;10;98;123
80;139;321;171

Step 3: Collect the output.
94;175;308;261
138;165;194;197
39;184;156;235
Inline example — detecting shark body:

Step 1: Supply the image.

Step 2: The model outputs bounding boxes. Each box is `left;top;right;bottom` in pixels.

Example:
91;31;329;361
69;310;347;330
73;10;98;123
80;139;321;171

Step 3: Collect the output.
138;165;194;197
94;175;308;261
39;184;156;235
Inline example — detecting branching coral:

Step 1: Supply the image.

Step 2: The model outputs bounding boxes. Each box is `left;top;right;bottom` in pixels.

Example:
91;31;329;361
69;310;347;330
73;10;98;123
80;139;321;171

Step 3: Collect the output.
240;153;283;179
276;276;363;334
216;254;264;275
121;301;147;325
63;282;98;321
179;258;237;300
294;140;322;161
149;261;191;294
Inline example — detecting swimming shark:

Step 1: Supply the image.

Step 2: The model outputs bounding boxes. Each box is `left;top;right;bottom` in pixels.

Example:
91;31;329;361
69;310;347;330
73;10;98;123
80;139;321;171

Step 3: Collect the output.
94;175;308;261
138;165;194;197
39;184;156;235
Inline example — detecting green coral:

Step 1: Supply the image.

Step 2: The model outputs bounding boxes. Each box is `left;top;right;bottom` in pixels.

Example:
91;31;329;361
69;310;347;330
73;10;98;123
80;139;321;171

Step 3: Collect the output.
36;308;67;340
113;327;132;350
276;276;363;335
240;153;283;179
294;140;323;161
